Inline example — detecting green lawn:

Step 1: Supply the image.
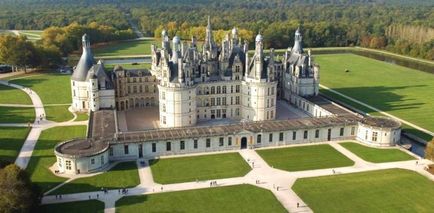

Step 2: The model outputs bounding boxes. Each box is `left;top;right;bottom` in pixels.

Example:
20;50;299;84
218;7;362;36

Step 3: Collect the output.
26;126;87;192
104;63;151;71
40;200;104;213
10;72;72;104
257;144;354;171
51;161;139;195
0;106;35;123
116;184;287;213
317;54;434;140
340;142;415;163
0;84;32;104
292;169;434;213
0;127;29;163
93;40;156;56
75;112;89;121
150;153;251;184
45;105;74;122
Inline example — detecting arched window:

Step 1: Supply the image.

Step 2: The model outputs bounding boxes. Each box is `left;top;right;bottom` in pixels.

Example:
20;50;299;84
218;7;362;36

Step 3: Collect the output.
257;135;262;143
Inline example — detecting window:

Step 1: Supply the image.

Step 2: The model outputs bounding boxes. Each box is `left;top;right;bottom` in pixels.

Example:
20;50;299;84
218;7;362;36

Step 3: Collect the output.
222;97;226;105
235;96;240;104
66;160;71;170
217;86;221;94
304;130;308;139
279;132;284;141
351;127;355;135
162;104;166;112
228;137;232;146
166;142;171;151
124;145;129;154
194;139;198;149
315;129;319;138
211;86;215;94
372;132;378;141
292;131;296;140
365;130;368;140
109;147;113;156
162;116;166;124
236;85;240;93
152;143;156;152
162;92;165;100
340;128;344;136
58;158;62;167
101;155;104;164
219;137;224;146
257;135;262;143
222;86;227;93
206;138;211;148
91;158;95;165
269;133;273;142
217;97;221;105
180;141;185;150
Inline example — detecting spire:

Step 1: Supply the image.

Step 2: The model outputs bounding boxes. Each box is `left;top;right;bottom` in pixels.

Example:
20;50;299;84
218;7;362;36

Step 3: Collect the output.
72;34;95;81
203;16;217;60
292;27;303;54
82;34;90;50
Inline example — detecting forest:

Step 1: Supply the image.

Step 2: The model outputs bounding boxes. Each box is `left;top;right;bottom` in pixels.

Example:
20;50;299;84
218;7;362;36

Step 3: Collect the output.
0;0;433;60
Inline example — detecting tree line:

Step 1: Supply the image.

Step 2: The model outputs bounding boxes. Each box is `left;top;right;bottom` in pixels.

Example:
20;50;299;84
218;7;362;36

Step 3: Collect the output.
0;22;135;70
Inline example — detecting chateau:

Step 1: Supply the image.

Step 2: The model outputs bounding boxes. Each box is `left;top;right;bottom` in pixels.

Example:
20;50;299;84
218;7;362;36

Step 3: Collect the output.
58;19;401;175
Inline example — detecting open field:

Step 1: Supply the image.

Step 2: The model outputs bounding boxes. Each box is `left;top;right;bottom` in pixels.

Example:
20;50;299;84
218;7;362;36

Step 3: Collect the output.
340;142;415;163
10;72;72;104
51;161;139;195
26;126;86;192
0;106;35;123
44;105;74;122
316;54;434;140
40;200;104;213
150;153;251;184
104;63;151;71
75;112;89;121
257;144;354;171
0;84;32;104
0;127;29;163
93;40;156;56
116;184;286;213
292;169;434;212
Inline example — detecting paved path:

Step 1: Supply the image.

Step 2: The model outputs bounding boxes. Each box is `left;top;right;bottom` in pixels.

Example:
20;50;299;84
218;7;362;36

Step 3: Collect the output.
39;141;433;212
320;84;434;137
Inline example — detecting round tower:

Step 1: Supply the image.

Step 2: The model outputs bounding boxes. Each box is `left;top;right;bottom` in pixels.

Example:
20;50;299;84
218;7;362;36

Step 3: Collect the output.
158;85;197;128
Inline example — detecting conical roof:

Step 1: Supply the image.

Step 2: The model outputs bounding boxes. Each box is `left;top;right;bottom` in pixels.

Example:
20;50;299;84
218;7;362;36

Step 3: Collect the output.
72;34;95;81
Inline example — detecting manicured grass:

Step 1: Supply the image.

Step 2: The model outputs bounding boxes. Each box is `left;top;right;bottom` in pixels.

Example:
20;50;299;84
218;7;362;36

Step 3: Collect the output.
0;84;32;104
0;106;35;123
340;142;415;163
150;153;251;184
93;40;156;56
10;72;72;104
317;54;434;135
26;126;87;192
104;63;151;71
75;112;89;121
257;144;354;171
51;161;139;195
292;169;434;213
45;105;74;122
116;184;287;213
40;200;104;213
0;127;30;163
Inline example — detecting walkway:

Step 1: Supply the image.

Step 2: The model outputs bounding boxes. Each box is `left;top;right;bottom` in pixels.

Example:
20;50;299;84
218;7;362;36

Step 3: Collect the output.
0;80;87;169
39;141;433;213
320;84;434;137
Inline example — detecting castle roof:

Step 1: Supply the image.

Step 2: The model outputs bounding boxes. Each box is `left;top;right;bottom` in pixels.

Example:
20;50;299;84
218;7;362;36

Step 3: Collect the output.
72;34;95;81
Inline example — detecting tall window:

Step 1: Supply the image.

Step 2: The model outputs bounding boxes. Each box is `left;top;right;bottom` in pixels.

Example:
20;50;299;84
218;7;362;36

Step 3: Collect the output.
109;147;113;156
315;129;319;138
219;137;224;146
211;86;215;94
292;131;296;140
228;137;232;146
279;132;284;141
152;143;156;152
101;155;104;164
257;135;262;143
236;85;240;93
166;142;171;151
194;139;198;149
372;132;378;141
180;141;185;150
66;160;71;170
351;127;355;135
124;145;129;154
304;130;308;139
340;128;344;136
206;138;211;148
269;133;273;142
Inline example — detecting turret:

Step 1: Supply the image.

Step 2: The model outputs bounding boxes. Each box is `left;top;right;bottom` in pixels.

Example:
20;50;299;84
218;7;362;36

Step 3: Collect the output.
254;33;264;79
172;36;181;64
203;16;217;60
292;27;303;54
162;30;171;52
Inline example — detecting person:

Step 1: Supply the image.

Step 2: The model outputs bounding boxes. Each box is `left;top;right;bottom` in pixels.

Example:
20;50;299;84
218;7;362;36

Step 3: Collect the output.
416;161;418;165
89;195;91;200
96;194;99;199
161;186;163;191
59;195;62;199
297;202;299;208
118;189;120;194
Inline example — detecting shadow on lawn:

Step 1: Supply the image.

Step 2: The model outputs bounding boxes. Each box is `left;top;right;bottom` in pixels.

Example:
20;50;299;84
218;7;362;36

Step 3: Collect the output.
0;107;35;123
323;84;428;114
116;194;149;209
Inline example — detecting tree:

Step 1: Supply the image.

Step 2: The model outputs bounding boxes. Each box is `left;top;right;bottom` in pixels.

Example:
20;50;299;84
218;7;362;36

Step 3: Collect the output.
0;164;40;213
0;35;39;72
425;139;434;161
